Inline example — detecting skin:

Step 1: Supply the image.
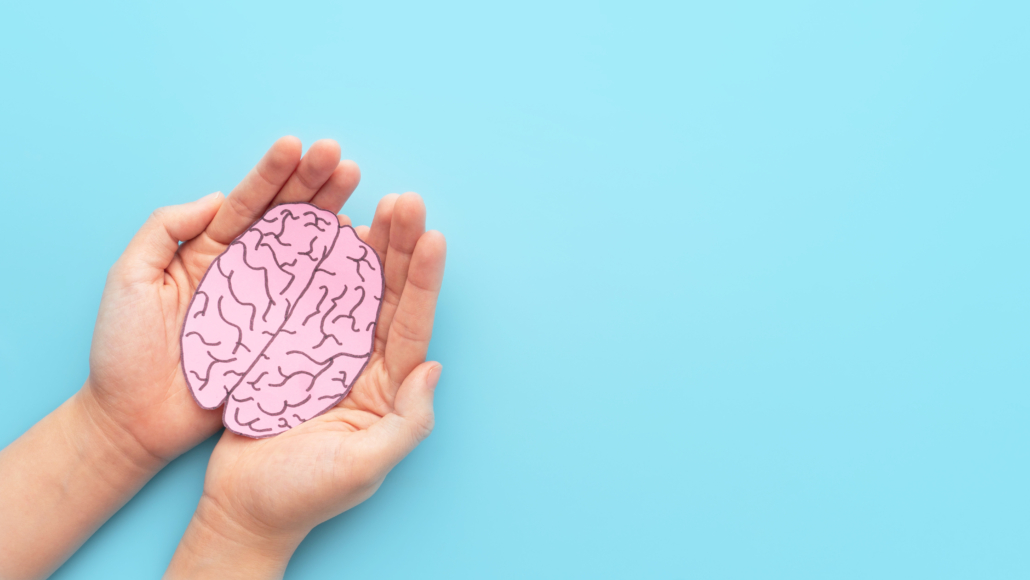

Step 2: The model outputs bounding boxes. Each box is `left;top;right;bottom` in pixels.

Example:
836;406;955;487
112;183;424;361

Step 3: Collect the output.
0;137;446;580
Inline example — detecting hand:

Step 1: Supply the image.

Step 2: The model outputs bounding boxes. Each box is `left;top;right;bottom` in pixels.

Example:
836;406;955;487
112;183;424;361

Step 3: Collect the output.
165;193;447;578
87;137;362;462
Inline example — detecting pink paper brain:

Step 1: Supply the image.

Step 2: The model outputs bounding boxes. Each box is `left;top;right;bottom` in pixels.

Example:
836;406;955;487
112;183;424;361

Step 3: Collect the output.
181;203;383;437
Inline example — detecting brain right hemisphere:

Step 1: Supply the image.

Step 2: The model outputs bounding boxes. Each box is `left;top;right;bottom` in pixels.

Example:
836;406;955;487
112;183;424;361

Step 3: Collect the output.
181;203;383;437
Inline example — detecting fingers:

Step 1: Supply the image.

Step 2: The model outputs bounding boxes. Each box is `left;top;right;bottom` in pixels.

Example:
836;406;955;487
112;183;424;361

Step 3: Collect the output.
376;193;426;351
204;136;302;245
335;215;371;242
117;192;224;282
361;362;441;468
396;362;442;436
268;139;341;207
310;160;361;214
385;230;447;385
365;193;399;263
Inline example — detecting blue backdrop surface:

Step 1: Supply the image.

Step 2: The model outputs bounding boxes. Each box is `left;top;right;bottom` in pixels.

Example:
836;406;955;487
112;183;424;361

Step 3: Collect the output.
1;1;1028;578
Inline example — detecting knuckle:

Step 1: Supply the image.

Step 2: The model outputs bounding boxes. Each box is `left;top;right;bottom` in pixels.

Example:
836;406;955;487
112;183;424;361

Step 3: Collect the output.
336;449;380;490
391;315;427;344
412;413;435;441
350;459;382;490
150;206;171;222
227;191;262;218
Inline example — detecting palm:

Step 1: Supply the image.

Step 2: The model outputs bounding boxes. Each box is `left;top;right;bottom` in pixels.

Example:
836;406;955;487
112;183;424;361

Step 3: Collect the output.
202;378;391;530
202;192;446;533
87;138;365;461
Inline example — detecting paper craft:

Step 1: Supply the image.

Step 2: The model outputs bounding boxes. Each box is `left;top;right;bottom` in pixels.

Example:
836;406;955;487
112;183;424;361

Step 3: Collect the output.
181;203;383;437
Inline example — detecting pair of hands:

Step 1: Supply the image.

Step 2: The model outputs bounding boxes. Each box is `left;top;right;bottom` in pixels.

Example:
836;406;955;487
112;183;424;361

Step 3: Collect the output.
87;137;446;570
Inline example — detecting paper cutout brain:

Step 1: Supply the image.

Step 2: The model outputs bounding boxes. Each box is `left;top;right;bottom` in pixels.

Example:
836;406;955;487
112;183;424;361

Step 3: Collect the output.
181;203;383;438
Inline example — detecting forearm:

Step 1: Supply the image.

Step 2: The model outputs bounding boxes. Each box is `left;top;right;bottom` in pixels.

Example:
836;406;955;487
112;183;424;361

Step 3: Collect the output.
0;382;166;580
164;495;306;580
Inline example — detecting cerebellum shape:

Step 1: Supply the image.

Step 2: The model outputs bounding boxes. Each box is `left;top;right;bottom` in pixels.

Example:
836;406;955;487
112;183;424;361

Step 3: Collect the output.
181;203;383;437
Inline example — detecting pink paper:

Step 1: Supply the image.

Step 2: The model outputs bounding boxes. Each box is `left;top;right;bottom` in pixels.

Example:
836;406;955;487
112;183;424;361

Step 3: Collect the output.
180;203;383;437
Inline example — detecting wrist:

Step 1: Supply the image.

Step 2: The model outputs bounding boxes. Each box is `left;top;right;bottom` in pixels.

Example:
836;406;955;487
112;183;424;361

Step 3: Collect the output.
165;494;308;580
72;380;168;477
0;386;168;579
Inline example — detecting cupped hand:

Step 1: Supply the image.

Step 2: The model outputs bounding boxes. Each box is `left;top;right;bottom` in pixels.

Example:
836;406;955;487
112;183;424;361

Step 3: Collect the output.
87;137;362;462
193;193;446;542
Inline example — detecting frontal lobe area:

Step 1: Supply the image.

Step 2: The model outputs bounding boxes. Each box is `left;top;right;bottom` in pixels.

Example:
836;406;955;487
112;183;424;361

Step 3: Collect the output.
224;227;384;437
181;204;340;409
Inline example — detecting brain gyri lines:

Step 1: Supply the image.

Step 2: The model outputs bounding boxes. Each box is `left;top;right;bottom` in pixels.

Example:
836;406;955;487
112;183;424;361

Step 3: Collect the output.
181;203;383;437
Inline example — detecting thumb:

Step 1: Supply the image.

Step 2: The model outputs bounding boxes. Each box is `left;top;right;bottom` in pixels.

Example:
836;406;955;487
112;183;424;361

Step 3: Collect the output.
364;362;442;468
395;361;442;440
117;192;224;282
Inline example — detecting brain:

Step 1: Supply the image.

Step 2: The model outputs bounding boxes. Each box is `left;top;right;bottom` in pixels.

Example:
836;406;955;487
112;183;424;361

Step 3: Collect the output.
181;202;383;437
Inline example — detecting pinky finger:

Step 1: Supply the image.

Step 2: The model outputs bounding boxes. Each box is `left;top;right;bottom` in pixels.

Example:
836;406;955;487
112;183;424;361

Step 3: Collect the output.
383;230;447;387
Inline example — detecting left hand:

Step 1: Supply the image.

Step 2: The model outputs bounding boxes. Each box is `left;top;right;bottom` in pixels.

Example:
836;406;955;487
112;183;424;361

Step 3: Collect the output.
87;137;361;462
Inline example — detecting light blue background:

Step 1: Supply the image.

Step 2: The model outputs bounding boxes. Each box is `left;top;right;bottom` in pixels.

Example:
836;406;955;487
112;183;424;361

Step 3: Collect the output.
1;1;1027;578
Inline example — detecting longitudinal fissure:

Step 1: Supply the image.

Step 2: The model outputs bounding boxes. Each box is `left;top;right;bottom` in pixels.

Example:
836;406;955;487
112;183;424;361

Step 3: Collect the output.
224;216;342;396
181;203;384;437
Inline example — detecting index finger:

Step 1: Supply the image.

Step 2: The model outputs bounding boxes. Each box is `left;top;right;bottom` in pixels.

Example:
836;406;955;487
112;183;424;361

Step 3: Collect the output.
204;136;303;245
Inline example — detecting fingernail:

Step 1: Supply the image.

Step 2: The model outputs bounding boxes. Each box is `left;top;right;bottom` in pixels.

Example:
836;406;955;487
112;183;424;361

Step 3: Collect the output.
200;191;223;203
427;364;443;390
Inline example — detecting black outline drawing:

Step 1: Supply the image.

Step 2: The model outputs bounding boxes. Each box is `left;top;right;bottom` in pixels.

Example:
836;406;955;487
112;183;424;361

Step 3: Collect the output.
180;202;385;439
